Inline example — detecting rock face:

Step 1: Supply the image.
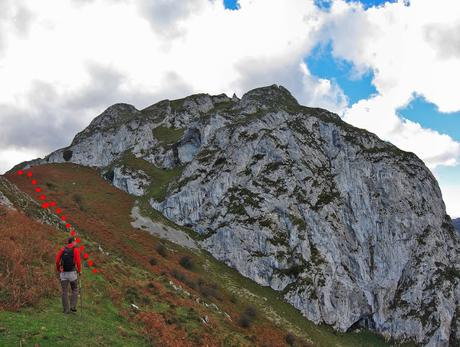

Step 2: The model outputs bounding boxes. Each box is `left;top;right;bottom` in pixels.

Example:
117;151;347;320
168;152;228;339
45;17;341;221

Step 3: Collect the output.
112;167;150;196
15;85;460;346
0;189;15;210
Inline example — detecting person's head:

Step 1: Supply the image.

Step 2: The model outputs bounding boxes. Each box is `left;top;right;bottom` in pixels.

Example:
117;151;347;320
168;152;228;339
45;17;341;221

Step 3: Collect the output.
66;237;75;245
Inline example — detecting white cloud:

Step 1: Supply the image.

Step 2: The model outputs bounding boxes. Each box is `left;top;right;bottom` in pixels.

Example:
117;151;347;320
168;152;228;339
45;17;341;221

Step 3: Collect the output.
0;0;345;174
438;184;460;219
324;0;460;169
299;62;348;113
0;147;43;173
424;21;460;60
344;95;460;168
326;0;460;112
137;0;206;38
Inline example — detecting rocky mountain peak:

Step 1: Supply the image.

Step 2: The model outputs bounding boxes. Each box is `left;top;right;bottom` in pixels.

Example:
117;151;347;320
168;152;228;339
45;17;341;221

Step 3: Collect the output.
240;84;299;110
72;103;140;145
91;103;139;127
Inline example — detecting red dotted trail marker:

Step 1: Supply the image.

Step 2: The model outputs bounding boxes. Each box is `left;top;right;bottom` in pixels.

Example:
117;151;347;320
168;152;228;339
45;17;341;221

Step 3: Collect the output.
17;169;98;274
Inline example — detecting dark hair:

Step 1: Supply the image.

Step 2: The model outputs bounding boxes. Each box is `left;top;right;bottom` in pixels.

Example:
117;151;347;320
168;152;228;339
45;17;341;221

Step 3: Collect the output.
66;237;75;244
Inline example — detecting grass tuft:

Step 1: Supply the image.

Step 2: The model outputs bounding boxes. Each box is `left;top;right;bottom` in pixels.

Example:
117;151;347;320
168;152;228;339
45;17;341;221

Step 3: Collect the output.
152;126;185;144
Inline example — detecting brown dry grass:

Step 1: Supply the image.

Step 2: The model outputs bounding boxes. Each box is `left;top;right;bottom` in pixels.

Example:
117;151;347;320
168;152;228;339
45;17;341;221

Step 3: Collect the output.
137;311;194;347
0;207;59;310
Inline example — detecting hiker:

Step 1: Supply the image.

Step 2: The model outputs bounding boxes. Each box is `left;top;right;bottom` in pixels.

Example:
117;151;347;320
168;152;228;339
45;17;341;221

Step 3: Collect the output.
55;237;82;314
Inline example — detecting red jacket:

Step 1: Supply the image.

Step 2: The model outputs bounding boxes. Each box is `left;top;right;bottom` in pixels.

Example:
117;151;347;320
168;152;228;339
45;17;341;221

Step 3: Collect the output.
55;243;81;273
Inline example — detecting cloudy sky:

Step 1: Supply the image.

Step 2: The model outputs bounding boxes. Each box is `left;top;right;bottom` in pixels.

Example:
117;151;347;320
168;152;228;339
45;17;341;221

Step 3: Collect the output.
0;0;459;217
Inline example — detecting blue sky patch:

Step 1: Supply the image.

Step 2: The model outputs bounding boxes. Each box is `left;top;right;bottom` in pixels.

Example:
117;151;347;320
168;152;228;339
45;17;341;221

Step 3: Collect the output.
398;95;460;142
223;0;239;10
348;0;399;9
315;0;399;11
434;165;460;186
314;0;334;10
306;42;377;106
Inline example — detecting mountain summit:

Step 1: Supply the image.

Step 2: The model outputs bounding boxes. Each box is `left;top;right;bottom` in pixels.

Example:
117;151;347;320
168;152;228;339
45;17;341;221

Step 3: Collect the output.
13;85;460;346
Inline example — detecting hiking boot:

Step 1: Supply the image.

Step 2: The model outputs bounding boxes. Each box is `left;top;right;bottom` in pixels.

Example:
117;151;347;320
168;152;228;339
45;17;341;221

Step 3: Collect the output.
70;308;77;314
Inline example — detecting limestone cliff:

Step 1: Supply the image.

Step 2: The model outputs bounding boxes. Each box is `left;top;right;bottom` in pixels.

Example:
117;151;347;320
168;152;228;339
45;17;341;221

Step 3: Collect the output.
14;85;460;346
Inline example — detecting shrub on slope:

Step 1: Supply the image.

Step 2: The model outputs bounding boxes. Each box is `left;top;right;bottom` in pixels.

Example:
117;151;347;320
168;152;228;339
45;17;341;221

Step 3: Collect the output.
0;207;58;310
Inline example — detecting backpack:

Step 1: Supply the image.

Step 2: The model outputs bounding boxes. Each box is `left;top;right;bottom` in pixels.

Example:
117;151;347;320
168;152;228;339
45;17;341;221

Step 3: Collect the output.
61;247;75;272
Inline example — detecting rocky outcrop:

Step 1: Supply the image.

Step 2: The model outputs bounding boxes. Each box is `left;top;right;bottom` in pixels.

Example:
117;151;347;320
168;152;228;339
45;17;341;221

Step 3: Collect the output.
0;176;63;228
130;205;198;249
0;190;15;210
112;166;150;196
13;85;460;346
